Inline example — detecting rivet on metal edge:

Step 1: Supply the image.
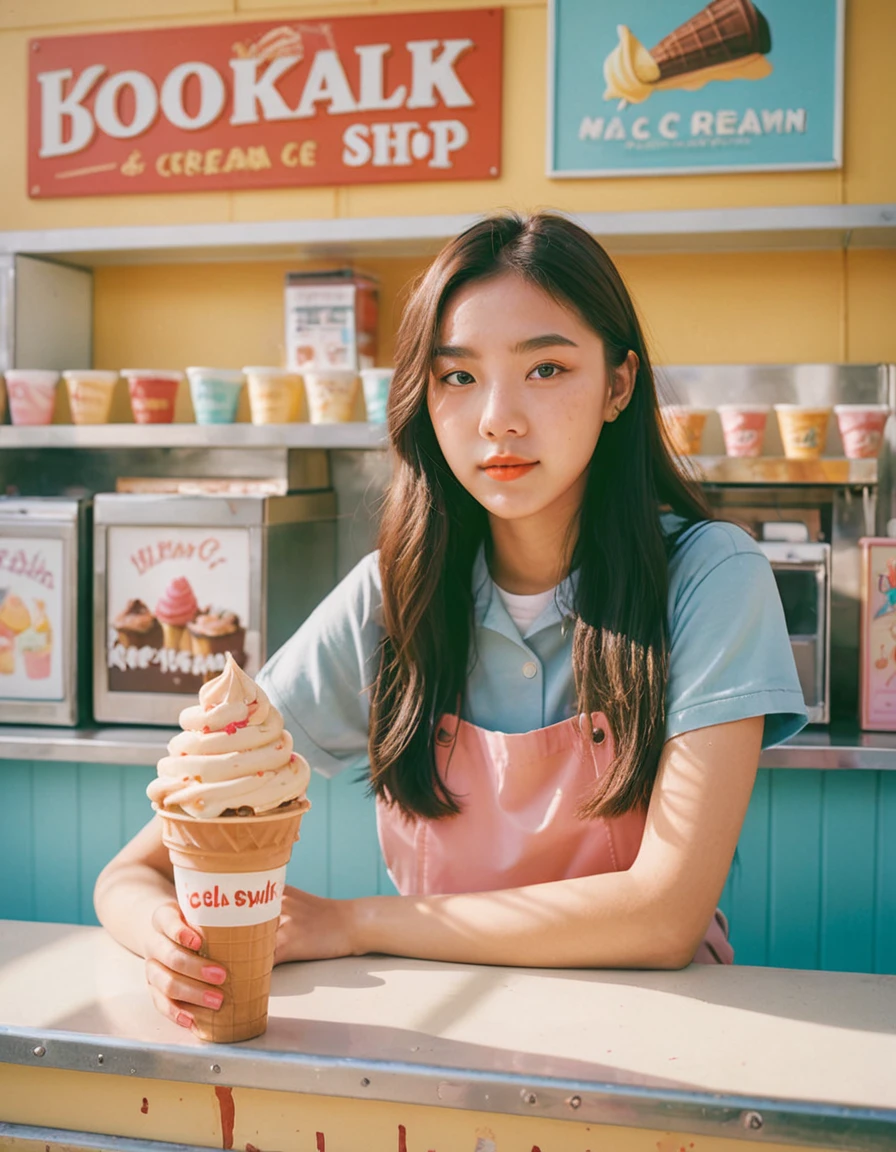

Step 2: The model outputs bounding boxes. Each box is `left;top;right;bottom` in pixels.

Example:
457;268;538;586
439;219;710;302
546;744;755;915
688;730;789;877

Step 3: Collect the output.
97;1054;104;1065
520;1089;537;1105
567;1094;582;1109
210;1063;221;1074
360;1077;371;1087
742;1111;763;1131
32;1045;45;1057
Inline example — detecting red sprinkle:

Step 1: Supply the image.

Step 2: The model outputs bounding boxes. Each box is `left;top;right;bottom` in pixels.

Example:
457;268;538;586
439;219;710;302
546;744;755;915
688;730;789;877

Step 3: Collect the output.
224;719;249;735
202;726;211;734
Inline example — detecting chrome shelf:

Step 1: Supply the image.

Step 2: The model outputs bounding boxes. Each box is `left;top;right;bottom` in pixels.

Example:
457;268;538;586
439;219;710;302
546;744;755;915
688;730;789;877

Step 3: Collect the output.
0;204;893;266
0;423;880;485
1;720;895;770
0;421;389;451
690;456;878;486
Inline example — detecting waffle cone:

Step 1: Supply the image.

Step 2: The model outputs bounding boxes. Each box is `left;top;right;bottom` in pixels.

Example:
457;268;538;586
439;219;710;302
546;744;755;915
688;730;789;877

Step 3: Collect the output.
650;0;771;80
158;802;309;1042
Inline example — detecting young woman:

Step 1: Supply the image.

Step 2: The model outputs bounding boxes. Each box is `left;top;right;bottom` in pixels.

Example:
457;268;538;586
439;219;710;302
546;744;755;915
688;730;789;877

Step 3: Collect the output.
95;212;807;1032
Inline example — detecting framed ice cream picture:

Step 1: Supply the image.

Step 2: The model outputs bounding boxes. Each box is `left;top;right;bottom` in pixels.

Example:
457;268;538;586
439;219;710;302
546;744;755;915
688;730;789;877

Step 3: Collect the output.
860;538;896;732
548;0;844;176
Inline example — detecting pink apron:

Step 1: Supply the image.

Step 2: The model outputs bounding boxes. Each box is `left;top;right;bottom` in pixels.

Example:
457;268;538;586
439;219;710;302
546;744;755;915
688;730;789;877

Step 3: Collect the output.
376;710;733;965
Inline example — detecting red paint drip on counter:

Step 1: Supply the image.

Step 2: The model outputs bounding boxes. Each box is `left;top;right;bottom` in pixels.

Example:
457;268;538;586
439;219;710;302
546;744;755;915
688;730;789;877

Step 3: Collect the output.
398;1125;407;1152
215;1086;235;1150
140;1097;149;1114
316;1135;326;1152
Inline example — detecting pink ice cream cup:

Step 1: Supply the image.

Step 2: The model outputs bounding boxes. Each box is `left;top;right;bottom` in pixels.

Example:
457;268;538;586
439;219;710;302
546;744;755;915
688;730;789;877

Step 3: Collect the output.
5;370;60;426
123;370;182;424
834;404;889;459
717;404;770;458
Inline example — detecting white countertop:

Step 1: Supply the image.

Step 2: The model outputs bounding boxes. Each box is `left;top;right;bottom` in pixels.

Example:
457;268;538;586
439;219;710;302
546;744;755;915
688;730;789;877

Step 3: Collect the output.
0;920;894;1147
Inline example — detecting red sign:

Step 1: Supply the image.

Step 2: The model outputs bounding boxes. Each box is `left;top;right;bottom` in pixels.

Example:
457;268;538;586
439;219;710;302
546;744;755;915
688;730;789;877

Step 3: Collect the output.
28;10;502;198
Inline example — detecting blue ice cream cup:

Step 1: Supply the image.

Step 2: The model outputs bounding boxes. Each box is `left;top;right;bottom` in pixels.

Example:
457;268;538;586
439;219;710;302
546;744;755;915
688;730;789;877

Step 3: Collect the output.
186;367;245;424
360;368;394;424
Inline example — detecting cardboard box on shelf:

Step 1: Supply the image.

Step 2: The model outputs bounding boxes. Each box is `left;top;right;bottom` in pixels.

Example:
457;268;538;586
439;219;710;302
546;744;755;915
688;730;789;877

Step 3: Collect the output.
284;269;378;374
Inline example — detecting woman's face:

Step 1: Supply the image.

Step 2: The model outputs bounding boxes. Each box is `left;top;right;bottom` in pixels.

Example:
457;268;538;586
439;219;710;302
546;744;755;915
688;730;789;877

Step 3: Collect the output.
427;271;631;531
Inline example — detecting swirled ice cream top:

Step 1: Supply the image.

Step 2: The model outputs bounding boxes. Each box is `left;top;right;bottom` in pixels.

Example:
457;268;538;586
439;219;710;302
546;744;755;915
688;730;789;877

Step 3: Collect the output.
603;25;660;106
148;653;310;820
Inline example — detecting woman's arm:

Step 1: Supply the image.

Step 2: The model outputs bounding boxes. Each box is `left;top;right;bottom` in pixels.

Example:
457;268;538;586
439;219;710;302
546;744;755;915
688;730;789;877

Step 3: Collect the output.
279;714;763;969
94;817;228;1028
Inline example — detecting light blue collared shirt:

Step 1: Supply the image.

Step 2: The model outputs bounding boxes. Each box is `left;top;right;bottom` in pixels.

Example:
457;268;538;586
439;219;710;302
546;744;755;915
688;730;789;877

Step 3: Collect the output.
258;514;808;777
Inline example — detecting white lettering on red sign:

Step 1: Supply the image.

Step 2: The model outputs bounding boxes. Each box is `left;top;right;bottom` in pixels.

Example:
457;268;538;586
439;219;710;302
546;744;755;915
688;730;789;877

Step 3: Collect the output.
37;38;474;160
173;865;288;927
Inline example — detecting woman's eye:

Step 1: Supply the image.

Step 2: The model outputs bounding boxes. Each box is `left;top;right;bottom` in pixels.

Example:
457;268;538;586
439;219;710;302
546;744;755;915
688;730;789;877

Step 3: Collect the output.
443;370;475;386
531;363;562;379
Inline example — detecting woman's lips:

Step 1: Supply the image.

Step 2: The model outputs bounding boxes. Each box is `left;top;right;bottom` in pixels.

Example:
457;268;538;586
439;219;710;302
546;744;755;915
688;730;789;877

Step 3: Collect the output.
481;456;538;482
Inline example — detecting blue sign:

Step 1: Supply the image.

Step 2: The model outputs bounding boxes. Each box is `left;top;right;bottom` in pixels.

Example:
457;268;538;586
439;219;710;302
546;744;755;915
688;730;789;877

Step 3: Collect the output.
548;0;843;176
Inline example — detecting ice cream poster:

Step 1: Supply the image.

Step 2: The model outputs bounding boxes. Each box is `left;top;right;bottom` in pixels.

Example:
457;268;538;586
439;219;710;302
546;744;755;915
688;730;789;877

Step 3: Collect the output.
860;539;896;731
0;537;64;702
106;525;253;696
548;0;844;176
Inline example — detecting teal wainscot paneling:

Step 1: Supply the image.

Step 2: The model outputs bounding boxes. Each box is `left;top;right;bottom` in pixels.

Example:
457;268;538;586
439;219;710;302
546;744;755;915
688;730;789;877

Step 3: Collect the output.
2;761;894;974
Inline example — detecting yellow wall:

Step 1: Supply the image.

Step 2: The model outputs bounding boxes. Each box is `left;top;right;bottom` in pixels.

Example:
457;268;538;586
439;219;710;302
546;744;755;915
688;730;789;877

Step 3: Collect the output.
1;0;895;414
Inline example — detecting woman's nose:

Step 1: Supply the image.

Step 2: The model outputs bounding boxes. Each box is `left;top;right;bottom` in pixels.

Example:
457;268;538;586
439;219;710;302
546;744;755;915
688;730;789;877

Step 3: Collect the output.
478;382;526;439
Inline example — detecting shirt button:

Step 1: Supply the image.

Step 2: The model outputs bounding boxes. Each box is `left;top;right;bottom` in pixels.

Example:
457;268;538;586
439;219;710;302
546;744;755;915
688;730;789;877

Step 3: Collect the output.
522;661;538;679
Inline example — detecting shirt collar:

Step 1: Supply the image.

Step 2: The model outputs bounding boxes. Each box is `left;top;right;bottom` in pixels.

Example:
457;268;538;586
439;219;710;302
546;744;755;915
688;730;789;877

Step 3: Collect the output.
472;513;685;640
472;545;576;642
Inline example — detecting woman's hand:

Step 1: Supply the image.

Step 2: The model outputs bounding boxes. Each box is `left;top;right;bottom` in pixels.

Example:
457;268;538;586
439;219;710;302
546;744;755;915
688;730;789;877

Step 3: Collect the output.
142;900;228;1031
275;885;359;965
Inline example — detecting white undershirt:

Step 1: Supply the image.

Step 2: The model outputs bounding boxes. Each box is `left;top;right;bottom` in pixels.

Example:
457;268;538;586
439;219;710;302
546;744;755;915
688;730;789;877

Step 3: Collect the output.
493;583;557;635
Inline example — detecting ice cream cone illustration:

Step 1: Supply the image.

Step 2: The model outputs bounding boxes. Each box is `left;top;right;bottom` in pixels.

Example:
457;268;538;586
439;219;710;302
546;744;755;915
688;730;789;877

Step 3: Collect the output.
0;593;31;641
0;635;14;675
148;654;311;1042
604;0;772;106
21;599;52;679
155;576;198;652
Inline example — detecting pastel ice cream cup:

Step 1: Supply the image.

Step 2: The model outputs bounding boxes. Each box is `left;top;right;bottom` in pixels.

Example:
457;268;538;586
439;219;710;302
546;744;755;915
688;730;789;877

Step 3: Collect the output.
5;370;59;426
303;369;359;424
834;404;889;459
243;367;303;425
360;368;394;424
123;370;182;424
661;406;710;456
186;368;244;425
717;404;770;458
63;370;118;425
775;405;832;461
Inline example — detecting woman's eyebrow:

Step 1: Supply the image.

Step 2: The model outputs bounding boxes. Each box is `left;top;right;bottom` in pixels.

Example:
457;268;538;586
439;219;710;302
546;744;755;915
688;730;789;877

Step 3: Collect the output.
511;333;578;354
433;333;578;360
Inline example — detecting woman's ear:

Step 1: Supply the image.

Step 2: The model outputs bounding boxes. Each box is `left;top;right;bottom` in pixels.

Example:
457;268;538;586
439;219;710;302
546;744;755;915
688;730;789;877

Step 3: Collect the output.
605;350;639;421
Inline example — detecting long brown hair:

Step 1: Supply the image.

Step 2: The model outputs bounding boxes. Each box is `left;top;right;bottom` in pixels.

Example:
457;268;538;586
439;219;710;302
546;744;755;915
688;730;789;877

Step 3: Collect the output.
369;212;711;820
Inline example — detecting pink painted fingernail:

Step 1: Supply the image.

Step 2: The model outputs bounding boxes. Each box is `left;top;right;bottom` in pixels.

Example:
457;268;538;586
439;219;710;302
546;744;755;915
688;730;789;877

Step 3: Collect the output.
201;965;227;984
176;1011;194;1030
179;928;202;950
203;990;224;1010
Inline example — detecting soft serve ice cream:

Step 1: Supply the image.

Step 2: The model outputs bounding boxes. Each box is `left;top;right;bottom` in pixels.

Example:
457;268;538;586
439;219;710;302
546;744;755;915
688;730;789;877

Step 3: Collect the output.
148;651;310;819
150;652;310;1043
